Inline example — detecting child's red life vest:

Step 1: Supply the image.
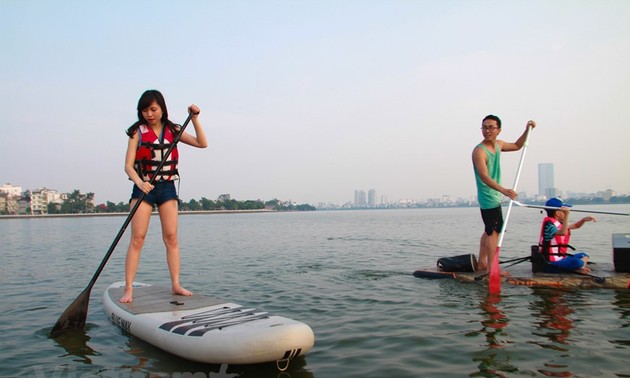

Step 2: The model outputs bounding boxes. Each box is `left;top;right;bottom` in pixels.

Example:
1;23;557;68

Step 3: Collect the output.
538;216;571;262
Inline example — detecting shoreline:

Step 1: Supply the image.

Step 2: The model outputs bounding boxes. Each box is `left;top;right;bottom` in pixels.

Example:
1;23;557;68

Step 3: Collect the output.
0;209;275;220
2;203;627;220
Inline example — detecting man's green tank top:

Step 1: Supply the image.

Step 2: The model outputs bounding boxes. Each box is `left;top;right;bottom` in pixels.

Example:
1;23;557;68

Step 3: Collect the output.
475;143;502;209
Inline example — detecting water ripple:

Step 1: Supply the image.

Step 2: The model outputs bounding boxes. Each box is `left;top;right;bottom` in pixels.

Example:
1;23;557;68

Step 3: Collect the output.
2;208;629;377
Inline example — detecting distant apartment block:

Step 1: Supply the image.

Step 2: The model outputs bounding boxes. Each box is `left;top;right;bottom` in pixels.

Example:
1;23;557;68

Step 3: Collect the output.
0;184;93;215
354;190;366;207
0;183;22;215
30;188;63;214
0;183;22;197
352;189;380;208
368;189;377;207
538;163;556;198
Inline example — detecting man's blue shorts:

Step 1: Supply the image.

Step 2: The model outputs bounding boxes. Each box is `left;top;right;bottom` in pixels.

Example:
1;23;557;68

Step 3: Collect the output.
130;180;178;207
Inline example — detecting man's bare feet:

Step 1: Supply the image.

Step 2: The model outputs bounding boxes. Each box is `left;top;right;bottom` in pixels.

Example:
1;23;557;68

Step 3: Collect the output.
119;288;133;303
474;269;510;278
173;285;193;296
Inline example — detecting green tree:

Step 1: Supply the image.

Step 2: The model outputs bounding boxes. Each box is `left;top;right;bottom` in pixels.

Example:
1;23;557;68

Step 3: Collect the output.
106;201;118;212
265;199;280;207
117;201;130;212
61;190;84;213
295;204;316;211
242;200;264;210
60;190;95;213
200;197;217;210
222;199;239;210
47;202;61;214
188;199;201;211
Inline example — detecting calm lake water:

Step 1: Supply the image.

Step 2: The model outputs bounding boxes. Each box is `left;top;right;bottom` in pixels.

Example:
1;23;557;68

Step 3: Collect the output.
1;206;629;378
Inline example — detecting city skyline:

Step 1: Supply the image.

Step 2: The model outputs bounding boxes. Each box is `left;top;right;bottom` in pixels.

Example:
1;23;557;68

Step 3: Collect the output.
2;175;627;209
2;2;629;205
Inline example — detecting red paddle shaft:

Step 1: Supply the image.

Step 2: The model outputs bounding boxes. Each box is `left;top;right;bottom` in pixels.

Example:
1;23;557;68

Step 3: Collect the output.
488;125;533;294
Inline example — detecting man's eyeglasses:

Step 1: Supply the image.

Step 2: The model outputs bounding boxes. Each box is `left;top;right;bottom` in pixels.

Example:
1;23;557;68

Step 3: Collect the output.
481;126;499;131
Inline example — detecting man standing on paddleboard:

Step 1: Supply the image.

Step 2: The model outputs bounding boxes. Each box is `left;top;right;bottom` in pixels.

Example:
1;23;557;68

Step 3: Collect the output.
472;115;536;273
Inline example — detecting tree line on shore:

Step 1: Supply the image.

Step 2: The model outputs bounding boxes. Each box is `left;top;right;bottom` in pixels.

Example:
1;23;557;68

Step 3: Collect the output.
68;194;630;214
46;193;315;214
6;188;630;215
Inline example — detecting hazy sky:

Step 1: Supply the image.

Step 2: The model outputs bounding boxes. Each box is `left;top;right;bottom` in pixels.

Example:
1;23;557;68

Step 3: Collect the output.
2;0;629;205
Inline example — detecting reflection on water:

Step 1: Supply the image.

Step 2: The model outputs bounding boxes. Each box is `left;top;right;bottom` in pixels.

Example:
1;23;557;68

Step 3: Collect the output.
610;290;630;350
51;326;99;365
479;294;509;345
472;294;519;377
529;288;578;377
115;332;314;378
531;289;575;347
613;290;630;325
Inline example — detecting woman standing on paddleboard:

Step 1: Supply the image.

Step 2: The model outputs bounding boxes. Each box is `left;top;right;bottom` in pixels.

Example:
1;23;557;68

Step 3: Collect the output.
120;89;208;303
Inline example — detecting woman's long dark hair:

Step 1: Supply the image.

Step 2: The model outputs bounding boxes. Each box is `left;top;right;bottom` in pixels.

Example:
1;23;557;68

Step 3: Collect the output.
126;90;178;137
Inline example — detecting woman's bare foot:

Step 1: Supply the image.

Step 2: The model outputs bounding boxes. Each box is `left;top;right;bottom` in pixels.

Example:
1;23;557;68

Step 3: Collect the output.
173;285;193;296
119;288;133;303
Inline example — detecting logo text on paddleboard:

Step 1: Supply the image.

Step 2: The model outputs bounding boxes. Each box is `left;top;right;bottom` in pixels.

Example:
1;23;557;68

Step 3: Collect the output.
111;312;132;332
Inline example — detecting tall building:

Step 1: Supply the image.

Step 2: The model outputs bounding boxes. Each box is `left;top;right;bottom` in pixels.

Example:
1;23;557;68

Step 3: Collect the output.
31;187;62;215
538;163;555;198
0;183;22;197
368;189;377;207
354;190;366;207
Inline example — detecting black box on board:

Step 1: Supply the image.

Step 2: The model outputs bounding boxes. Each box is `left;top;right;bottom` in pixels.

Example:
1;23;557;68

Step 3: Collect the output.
613;233;630;272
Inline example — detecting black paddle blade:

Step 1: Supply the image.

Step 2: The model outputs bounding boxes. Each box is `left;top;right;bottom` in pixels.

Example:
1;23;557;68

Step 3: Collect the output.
50;287;91;338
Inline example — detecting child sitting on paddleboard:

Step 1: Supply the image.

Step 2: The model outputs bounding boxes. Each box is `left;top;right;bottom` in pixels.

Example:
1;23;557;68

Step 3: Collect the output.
538;197;597;274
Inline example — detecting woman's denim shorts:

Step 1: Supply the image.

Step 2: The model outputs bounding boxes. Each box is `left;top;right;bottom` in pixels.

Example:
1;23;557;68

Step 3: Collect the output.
130;180;178;207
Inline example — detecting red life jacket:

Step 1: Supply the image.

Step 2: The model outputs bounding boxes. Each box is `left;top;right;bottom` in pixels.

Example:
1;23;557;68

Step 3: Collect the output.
538;216;571;262
134;124;179;182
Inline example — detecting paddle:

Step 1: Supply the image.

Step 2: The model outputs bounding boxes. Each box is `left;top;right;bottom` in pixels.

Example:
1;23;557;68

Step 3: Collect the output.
489;124;533;294
560;270;605;284
50;113;194;338
499;256;531;268
512;200;629;216
499;256;531;264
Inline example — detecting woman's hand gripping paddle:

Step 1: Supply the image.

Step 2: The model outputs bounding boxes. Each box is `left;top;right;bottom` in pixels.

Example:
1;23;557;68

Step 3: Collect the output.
489;124;533;294
50;114;193;338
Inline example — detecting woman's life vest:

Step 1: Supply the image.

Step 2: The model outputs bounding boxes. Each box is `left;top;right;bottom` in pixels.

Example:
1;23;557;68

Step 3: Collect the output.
134;124;179;182
538;216;571;262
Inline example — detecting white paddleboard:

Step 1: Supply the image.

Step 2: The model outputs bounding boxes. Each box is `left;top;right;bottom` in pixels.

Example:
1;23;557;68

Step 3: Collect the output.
102;282;314;365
